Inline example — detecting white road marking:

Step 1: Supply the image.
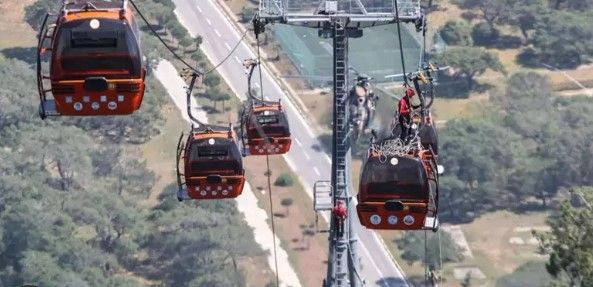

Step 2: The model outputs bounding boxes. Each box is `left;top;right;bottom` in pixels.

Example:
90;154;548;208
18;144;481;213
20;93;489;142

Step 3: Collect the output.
360;240;387;280
313;167;321;176
294;138;302;147
206;18;212;26
224;42;232;50
303;152;311;160
196;5;202;13
214;29;222;38
234;56;242;64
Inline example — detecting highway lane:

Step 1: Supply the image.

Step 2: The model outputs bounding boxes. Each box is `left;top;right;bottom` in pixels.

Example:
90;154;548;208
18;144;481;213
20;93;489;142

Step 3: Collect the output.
172;0;409;285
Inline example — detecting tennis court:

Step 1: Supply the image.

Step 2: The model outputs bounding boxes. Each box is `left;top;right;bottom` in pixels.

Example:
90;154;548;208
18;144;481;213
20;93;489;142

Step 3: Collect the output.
273;23;422;86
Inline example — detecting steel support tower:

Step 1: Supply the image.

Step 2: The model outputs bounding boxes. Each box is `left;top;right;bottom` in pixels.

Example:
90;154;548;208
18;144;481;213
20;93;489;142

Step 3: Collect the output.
257;1;422;286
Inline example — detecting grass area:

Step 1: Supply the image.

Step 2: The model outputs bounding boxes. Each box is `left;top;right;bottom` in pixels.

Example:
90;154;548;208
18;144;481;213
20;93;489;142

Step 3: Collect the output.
0;0;36;49
141;104;185;207
431;94;490;123
380;211;549;287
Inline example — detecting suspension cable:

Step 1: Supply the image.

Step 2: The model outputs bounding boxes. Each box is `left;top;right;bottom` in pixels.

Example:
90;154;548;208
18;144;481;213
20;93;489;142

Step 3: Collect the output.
394;0;408;86
129;0;247;75
424;230;429;287
265;155;281;287
252;16;281;287
255;25;266;102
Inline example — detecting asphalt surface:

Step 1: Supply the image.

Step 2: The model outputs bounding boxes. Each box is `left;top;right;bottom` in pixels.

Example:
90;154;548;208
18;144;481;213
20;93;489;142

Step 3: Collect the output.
172;0;409;285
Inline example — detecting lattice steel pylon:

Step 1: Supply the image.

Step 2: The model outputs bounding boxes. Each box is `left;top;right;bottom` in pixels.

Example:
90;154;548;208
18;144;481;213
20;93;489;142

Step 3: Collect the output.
257;1;422;286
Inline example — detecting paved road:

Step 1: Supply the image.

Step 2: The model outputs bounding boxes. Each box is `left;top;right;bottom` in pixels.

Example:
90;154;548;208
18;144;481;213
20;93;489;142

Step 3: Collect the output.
172;0;409;286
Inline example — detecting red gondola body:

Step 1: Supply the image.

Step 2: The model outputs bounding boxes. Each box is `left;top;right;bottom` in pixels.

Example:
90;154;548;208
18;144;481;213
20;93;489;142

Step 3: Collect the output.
177;128;246;200
357;113;439;231
37;1;145;118
241;102;291;156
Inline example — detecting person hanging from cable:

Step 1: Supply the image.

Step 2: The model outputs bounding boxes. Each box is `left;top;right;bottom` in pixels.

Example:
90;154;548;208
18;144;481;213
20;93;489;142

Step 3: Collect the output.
332;200;347;237
397;87;417;141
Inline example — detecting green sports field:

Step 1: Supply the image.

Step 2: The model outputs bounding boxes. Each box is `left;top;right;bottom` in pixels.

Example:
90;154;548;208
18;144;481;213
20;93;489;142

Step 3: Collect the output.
273;23;422;86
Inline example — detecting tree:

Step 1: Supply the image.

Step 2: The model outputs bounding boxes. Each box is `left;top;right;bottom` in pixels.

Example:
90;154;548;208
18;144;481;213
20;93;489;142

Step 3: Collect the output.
433;46;505;90
439;20;473;46
205;88;227;111
496;261;552;287
179;36;193;49
396;231;464;267
439;118;526;217
195;35;203;50
280;198;293;216
550;0;593;10
471;22;500;46
24;0;59;30
454;0;515;30
274;173;294;187
534;187;593;287
203;74;222;88
528;11;593;68
240;6;255;23
512;0;548;41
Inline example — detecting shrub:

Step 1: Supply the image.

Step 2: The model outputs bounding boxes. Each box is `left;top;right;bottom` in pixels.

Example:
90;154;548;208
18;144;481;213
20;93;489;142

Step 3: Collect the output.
472;22;500;46
439;20;473;46
274;173;294;187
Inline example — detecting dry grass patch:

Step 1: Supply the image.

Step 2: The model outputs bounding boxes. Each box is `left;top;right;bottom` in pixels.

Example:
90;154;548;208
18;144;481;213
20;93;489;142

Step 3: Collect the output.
244;155;329;287
0;0;37;49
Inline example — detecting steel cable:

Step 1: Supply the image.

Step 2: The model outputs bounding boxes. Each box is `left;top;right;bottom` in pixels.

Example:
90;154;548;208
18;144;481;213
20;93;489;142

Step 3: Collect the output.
129;0;247;76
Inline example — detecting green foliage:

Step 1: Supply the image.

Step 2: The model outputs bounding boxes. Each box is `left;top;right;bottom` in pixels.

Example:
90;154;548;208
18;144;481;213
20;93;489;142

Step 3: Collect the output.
550;0;593;10
1;0;270;281
396;231;464;267
274;173;295;187
528;11;593;68
24;0;59;31
433;46;505;90
471;22;500;46
0;55;265;286
439;20;473;46
496;261;552;287
534;187;593;286
204;74;222;87
240;6;255;23
454;0;514;28
440;70;593;220
179;36;193;48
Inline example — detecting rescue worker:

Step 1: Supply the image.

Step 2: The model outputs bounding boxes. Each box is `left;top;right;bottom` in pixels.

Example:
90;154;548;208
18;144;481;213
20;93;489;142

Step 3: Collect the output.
332;200;347;237
398;87;416;141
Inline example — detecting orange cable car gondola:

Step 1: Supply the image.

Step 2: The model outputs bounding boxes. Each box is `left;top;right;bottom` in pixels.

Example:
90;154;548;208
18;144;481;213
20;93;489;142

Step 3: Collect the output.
176;72;245;201
357;70;441;231
239;59;291;156
37;0;145;118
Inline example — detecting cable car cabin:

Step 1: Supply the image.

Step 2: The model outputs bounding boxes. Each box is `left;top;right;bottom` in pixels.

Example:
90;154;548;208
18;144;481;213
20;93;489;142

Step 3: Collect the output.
37;0;145;118
176;128;245;201
240;101;291;156
357;148;439;231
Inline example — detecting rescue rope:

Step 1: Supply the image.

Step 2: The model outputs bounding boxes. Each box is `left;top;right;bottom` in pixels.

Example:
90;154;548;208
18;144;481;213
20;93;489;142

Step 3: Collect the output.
372;133;421;160
255;30;266;102
129;0;247;75
394;0;408;86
